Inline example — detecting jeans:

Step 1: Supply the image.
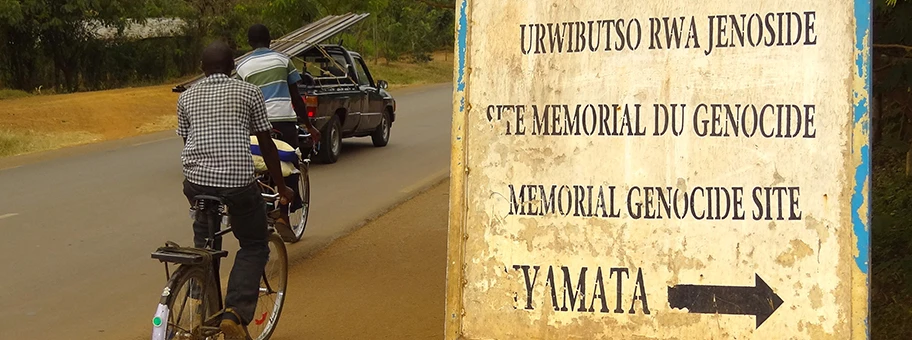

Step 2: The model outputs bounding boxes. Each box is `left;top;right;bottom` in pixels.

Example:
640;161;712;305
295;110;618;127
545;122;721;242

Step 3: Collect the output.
183;179;269;325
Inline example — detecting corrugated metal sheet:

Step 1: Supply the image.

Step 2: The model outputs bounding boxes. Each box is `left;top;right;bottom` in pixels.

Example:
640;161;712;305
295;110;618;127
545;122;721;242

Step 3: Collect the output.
173;12;370;92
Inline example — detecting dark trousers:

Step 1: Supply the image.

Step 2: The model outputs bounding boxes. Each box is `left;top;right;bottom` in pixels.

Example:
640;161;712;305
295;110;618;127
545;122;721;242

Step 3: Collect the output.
271;122;302;213
183;179;269;325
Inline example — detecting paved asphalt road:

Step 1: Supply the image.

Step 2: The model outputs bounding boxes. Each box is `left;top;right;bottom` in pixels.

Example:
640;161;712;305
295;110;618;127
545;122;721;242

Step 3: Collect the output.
0;83;452;340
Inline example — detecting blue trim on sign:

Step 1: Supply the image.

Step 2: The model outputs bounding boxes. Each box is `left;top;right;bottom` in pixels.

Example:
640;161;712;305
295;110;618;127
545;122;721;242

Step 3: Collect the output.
852;0;872;276
456;0;468;96
852;0;872;338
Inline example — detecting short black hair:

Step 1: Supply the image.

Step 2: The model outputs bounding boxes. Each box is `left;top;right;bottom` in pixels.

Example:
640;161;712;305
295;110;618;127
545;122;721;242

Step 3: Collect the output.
248;24;271;48
201;40;234;76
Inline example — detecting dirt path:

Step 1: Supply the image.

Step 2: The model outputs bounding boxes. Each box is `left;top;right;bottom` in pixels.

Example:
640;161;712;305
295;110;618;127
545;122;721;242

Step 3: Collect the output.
268;179;450;339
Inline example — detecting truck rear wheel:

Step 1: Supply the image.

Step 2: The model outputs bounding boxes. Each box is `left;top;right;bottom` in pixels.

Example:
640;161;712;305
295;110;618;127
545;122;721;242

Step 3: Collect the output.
318;116;342;164
371;111;391;147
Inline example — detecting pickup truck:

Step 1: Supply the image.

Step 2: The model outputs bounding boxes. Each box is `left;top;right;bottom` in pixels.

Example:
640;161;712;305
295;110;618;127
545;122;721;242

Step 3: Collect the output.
295;44;397;164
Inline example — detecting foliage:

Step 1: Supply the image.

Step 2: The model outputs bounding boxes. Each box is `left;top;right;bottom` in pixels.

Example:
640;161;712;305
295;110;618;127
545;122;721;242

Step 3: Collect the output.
872;145;912;339
0;0;454;93
873;1;912;339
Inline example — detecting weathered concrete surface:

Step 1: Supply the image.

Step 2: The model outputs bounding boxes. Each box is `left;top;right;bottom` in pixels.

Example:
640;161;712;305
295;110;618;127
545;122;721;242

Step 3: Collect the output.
447;1;870;339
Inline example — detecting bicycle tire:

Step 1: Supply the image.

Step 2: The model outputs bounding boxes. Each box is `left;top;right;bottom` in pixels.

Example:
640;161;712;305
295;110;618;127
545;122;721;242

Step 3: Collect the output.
281;164;310;243
248;233;289;340
154;265;220;340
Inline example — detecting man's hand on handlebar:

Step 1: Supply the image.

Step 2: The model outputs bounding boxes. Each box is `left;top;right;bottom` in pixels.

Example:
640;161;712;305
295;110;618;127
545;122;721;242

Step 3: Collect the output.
306;125;321;143
278;185;294;206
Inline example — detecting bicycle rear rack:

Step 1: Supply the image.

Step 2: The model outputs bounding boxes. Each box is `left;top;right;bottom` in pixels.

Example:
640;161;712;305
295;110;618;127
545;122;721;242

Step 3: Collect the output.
151;242;229;266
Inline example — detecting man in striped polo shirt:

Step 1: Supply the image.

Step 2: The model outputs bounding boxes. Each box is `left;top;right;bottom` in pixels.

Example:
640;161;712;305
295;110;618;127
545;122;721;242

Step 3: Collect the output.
236;23;320;232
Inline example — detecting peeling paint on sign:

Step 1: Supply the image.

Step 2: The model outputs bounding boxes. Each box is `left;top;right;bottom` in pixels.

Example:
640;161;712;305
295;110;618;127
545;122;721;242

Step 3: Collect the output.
446;1;871;339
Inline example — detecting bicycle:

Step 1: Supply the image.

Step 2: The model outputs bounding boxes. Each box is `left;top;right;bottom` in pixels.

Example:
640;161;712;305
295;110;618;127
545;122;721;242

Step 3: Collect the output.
150;184;288;340
149;128;316;340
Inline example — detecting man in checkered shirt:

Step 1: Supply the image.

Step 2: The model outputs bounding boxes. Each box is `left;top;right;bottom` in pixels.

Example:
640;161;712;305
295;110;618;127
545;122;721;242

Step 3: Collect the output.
176;41;292;339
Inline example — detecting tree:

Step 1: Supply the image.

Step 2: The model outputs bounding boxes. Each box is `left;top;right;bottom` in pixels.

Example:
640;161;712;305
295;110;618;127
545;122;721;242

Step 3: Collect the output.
0;0;145;92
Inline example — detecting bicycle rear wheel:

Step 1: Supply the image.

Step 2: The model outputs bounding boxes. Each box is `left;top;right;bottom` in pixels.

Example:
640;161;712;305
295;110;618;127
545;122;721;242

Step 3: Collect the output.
155;265;220;340
247;233;288;339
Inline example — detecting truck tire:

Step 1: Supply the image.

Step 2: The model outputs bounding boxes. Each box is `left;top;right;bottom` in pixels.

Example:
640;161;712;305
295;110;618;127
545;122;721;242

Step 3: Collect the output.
371;111;391;147
318;116;342;164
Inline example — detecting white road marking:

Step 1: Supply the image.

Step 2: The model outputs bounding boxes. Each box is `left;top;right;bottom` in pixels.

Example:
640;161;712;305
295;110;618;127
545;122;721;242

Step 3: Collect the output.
0;213;20;220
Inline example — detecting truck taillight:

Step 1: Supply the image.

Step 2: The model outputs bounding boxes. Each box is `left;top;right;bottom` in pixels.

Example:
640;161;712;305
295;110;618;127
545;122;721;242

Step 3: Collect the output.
302;95;318;106
302;95;318;117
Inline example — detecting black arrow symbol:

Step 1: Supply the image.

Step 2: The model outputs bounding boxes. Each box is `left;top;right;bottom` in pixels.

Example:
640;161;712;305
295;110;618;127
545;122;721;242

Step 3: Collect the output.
667;273;784;329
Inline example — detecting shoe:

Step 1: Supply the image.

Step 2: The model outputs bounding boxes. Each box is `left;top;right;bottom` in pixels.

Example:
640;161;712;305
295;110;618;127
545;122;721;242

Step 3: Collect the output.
274;215;291;233
220;309;252;340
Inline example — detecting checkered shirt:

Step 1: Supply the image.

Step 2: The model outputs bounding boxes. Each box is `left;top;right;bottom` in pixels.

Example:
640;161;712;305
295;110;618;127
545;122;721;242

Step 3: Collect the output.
176;73;272;188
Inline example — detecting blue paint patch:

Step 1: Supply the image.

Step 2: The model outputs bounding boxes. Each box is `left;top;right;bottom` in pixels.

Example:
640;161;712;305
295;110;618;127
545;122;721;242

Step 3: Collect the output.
852;0;872;276
851;139;870;274
456;0;468;92
460;97;465;113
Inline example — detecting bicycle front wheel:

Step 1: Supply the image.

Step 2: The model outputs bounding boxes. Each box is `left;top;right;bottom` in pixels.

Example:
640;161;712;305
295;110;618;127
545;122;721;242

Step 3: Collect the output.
282;164;310;243
248;233;288;339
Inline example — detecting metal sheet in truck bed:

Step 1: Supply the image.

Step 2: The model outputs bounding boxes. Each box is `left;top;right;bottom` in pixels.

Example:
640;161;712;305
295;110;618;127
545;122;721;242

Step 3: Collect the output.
172;12;369;92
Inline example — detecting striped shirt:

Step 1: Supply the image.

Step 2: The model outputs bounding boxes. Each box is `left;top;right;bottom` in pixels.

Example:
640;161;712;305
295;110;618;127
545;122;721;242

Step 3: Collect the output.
236;48;303;122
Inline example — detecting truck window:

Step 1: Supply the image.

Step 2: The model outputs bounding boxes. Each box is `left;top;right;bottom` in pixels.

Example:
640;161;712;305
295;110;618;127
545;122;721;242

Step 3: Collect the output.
302;54;349;78
353;57;373;87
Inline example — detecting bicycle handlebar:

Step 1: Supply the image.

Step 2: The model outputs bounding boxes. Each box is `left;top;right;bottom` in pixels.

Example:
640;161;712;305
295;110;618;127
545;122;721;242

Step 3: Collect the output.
256;180;282;202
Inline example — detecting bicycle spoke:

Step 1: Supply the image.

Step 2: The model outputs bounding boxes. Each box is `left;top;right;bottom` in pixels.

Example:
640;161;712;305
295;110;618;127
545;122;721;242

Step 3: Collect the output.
262;274;274;294
174;292;191;329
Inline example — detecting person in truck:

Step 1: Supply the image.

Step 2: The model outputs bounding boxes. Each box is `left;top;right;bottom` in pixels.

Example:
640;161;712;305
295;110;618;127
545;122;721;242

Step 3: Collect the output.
236;23;321;232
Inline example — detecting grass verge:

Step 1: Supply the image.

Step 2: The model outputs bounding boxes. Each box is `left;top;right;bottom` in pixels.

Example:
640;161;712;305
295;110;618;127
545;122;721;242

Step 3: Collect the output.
0;89;32;100
367;52;453;89
0;84;180;157
0;129;101;158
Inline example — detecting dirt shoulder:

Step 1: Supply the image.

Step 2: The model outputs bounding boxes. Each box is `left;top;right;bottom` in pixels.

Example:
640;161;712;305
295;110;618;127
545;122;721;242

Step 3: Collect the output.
0;84;180;157
269;178;450;339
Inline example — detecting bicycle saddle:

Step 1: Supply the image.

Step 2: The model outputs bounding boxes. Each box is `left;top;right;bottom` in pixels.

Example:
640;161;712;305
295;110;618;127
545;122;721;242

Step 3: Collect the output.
192;195;224;203
192;195;225;212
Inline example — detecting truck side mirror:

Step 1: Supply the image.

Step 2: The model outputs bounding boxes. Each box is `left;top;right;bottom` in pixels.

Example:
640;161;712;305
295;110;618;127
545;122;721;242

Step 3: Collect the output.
377;80;388;89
